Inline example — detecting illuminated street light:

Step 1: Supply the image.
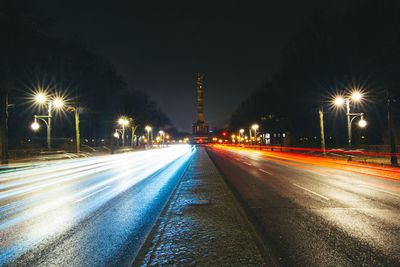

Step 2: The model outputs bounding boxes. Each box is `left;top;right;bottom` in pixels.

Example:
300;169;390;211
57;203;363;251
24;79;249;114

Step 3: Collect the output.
117;116;130;147
31;121;40;131
250;124;259;145
332;90;367;149
31;93;66;150
334;95;345;107
251;124;259;131
158;130;165;146
239;129;245;144
114;131;120;139
351;91;363;102
53;98;64;109
145;125;153;148
35;92;47;104
358;118;367;128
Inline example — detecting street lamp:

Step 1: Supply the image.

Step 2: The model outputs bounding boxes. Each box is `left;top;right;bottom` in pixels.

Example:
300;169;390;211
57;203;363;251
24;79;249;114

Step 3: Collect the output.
238;128;245;144
31;92;65;150
251;124;259;144
145;125;152;148
333;90;367;149
117;116;129;147
158;130;165;146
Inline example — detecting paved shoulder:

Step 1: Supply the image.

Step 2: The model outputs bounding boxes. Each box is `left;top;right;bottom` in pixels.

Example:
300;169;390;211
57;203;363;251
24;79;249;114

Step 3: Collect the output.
136;147;271;266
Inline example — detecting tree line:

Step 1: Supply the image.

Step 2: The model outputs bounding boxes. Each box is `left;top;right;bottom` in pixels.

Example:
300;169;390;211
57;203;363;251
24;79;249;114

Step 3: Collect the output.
230;0;400;148
0;0;174;162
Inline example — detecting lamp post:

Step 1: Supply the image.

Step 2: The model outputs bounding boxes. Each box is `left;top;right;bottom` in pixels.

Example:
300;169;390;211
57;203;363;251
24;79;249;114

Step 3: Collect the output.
333;91;367;150
251;124;259;145
159;130;165;146
31;92;64;150
318;106;326;154
145;125;152;148
239;129;244;144
118;117;129;147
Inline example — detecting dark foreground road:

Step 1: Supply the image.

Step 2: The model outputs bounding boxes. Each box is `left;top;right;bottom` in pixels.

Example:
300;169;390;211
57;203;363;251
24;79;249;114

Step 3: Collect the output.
0;146;194;266
208;145;400;267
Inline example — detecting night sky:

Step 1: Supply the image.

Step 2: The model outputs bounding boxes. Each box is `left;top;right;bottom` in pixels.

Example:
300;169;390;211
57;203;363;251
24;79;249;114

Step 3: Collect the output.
38;0;323;132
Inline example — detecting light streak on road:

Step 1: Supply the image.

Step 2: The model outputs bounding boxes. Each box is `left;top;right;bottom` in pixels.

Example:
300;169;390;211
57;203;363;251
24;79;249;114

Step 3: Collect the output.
214;145;400;180
208;145;400;265
0;145;194;264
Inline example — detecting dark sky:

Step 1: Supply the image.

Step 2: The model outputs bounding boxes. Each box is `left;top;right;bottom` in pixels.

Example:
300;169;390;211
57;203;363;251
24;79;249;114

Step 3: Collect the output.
38;0;321;132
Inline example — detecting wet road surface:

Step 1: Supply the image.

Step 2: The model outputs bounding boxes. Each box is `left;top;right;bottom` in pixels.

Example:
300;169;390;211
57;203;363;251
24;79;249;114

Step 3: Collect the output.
0;146;194;266
207;145;400;267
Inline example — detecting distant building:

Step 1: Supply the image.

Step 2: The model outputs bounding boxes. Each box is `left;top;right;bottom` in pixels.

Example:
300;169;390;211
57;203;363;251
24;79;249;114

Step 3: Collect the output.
192;73;209;144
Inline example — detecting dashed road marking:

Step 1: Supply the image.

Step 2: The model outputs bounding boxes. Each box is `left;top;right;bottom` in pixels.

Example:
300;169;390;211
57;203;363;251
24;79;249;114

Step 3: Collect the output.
360;184;400;198
258;168;272;175
293;183;330;201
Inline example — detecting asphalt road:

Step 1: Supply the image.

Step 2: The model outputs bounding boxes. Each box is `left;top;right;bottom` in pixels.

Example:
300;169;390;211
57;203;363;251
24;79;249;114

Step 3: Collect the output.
207;146;400;267
0;145;194;266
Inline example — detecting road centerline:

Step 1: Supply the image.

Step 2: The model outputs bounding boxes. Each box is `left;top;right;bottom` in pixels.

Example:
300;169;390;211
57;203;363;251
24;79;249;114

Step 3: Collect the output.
258;168;272;175
293;183;330;201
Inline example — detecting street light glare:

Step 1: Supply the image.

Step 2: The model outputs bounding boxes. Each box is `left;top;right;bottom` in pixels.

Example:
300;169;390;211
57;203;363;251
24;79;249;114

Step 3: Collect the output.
53;98;64;109
31;122;40;131
118;117;129;126
35;93;47;104
251;124;259;130
239;129;245;134
114;132;120;138
334;96;345;107
358;119;367;128
351;91;363;102
145;125;152;132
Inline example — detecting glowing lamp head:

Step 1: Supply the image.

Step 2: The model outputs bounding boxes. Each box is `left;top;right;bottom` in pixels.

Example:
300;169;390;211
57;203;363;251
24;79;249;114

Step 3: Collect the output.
251;124;259;130
53;98;64;109
334;96;345;107
31;121;40;131
351;91;363;102
113;132;120;138
145;125;152;132
239;129;244;134
358;118;367;128
118;117;129;126
159;130;164;135
34;93;47;104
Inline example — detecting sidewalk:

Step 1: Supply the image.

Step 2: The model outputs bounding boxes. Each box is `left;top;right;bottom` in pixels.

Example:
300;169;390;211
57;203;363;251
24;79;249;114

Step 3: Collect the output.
135;147;272;266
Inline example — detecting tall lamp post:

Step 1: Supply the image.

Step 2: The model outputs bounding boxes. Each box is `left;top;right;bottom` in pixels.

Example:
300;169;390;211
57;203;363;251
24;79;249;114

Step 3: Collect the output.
239;128;245;144
251;124;259;145
145;125;152;148
333;91;367;150
31;93;64;150
118;117;129;147
159;130;165;146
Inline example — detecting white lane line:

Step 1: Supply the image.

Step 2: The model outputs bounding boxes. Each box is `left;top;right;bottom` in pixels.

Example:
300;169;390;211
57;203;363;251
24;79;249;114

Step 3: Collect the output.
74;186;111;203
293;183;330;201
258;168;272;175
360;184;400;198
242;161;252;166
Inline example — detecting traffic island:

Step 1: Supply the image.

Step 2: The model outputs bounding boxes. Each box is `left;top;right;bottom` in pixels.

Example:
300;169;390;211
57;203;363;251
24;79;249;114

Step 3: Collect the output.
135;146;272;266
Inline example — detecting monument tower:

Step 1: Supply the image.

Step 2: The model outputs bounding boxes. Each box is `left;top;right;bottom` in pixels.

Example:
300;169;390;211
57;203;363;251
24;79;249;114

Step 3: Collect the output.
192;73;209;143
